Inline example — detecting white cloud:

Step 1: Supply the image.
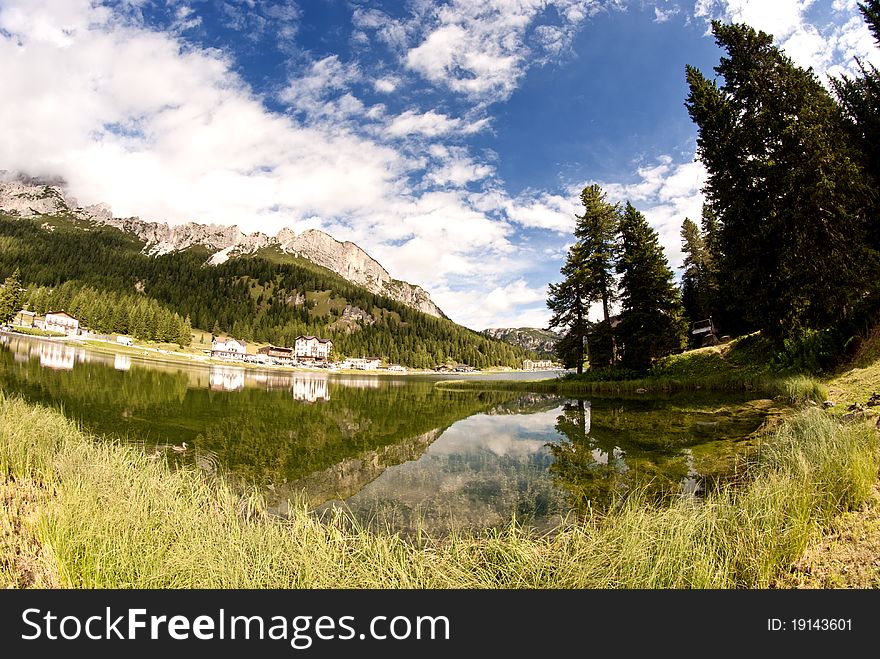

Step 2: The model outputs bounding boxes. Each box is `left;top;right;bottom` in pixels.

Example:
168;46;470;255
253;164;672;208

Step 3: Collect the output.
373;76;399;93
654;5;681;23
693;0;879;81
385;109;486;138
399;0;603;103
503;192;576;232
278;55;366;120
430;284;552;331
598;155;707;276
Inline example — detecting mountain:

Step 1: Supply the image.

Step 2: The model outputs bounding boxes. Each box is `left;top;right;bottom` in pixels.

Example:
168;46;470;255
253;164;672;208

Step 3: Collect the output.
0;177;535;369
481;327;560;356
0;178;443;318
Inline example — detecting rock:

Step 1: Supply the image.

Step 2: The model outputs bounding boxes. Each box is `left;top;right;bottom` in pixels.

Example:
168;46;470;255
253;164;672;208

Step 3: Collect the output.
847;402;863;412
481;327;561;354
866;392;880;407
822;400;835;408
0;179;446;318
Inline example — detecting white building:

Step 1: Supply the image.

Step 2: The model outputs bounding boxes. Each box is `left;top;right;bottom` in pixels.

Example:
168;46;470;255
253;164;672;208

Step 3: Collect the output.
349;356;380;370
211;336;248;360
523;359;555;371
43;311;80;336
294;335;333;362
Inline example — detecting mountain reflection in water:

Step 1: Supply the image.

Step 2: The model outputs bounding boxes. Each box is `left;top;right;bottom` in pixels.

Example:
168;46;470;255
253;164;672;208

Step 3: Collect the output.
0;333;775;536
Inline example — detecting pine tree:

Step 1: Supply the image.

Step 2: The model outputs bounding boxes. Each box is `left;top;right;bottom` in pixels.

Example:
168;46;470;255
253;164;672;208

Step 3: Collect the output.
617;203;687;371
831;1;880;251
0;267;24;324
686;21;877;340
547;185;620;372
574;184;620;366
680;216;716;336
547;252;591;373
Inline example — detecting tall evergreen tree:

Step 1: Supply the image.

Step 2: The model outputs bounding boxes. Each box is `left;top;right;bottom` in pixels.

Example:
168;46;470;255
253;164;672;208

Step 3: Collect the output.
0;267;24;324
679;216;716;335
547;184;620;372
617;203;687;371
831;1;880;252
574;184;620;366
686;21;877;341
547;249;591;373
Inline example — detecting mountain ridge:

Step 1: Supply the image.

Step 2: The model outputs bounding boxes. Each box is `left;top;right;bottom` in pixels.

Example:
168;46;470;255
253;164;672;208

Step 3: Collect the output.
481;327;560;356
0;178;444;319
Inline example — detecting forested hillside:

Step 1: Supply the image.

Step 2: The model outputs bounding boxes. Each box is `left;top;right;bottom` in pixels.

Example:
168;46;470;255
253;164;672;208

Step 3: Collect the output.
0;214;534;369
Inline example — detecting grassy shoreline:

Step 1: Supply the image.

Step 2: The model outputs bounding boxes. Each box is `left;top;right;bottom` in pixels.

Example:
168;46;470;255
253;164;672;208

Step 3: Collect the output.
435;372;826;405
1;392;876;589
2;329;526;377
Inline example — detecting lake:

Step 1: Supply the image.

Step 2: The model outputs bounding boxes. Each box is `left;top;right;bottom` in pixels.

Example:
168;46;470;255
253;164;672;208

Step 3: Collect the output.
0;333;778;536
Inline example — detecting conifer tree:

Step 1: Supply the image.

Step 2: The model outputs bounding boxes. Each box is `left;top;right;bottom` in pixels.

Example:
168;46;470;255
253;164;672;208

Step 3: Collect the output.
0;267;24;324
547;252;590;373
686;21;877;340
831;1;880;252
617;203;687;371
574;184;620;366
547;184;621;372
679;216;716;336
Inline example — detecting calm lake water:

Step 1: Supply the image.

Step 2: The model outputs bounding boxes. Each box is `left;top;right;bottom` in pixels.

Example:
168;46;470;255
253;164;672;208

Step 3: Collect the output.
0;333;776;536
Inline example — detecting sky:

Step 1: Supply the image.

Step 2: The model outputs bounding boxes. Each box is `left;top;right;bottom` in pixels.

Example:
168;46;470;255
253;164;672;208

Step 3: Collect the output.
1;1;877;331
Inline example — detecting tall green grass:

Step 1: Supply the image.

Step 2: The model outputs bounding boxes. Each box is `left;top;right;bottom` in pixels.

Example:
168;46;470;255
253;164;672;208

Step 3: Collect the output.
436;373;827;405
0;394;874;588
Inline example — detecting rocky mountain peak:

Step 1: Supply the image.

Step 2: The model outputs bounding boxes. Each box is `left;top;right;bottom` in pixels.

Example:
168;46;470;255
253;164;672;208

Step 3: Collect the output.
0;179;445;318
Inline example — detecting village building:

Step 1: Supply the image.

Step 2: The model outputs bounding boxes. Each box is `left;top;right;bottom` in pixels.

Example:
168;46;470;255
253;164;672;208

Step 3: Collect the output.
257;345;295;364
43;311;80;336
523;359;555;371
294;335;333;363
349;356;381;370
211;336;248;360
15;309;36;327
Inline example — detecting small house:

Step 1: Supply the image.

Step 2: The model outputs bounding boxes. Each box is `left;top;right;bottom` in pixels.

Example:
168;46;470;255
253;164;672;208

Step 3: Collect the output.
349;356;380;370
211;336;247;360
43;311;80;336
15;309;36;327
257;345;295;364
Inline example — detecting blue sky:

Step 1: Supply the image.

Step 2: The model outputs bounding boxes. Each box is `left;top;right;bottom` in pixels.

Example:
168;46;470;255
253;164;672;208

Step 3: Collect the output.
1;1;877;330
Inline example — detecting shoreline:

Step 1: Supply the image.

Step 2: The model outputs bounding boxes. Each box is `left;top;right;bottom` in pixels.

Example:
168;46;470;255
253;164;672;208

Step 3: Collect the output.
1;328;561;378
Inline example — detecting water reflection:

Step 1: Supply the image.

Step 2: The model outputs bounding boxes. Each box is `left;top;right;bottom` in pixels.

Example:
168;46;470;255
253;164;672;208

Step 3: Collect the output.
39;342;76;370
209;365;246;391
0;333;774;536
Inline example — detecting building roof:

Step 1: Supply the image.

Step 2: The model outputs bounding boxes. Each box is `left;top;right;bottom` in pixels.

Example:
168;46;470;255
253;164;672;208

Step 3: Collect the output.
45;311;77;320
295;335;333;344
213;336;246;346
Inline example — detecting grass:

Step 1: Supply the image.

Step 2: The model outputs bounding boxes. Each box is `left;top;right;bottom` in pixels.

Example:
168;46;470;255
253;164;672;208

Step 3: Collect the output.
436;334;828;405
8;326;65;338
437;373;825;406
1;393;876;589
